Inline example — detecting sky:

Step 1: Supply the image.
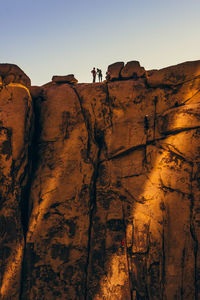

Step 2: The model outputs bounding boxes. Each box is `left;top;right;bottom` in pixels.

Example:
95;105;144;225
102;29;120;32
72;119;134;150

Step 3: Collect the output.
1;0;200;85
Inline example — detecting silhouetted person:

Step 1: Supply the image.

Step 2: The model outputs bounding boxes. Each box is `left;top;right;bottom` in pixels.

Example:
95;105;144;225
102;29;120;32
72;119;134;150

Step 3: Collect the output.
106;71;111;81
97;68;102;82
91;67;96;83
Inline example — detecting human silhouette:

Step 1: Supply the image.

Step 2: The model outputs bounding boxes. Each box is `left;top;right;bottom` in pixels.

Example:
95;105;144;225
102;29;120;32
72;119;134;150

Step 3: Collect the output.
91;67;96;83
97;68;103;82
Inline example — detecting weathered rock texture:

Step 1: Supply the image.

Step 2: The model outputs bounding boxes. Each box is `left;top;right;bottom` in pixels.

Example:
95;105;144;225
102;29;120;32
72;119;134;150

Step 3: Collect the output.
0;80;32;299
0;61;200;299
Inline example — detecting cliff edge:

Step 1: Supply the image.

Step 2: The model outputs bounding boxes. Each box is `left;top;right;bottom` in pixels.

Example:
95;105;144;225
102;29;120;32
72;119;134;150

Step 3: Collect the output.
0;60;200;299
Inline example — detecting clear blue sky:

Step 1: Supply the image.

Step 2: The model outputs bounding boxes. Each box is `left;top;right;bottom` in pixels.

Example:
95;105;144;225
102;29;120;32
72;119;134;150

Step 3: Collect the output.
1;0;200;85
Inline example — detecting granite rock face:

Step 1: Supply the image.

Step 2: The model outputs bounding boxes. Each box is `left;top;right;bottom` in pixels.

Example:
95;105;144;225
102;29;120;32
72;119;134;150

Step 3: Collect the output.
0;61;200;299
0;81;33;299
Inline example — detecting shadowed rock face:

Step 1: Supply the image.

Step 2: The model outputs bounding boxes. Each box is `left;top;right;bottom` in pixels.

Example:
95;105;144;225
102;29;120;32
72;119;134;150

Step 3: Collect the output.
0;60;200;299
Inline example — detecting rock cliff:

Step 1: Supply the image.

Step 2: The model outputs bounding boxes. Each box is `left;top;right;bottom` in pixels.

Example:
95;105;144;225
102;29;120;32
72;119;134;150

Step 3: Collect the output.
0;60;200;299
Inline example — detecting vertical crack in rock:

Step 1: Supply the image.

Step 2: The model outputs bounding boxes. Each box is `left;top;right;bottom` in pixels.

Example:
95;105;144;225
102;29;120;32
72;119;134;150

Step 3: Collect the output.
105;82;113;127
20;103;35;237
73;86;104;299
19;96;41;300
161;220;166;299
143;115;149;165
122;201;133;300
181;247;186;298
84;147;101;300
153;96;158;141
72;86;94;160
189;162;199;300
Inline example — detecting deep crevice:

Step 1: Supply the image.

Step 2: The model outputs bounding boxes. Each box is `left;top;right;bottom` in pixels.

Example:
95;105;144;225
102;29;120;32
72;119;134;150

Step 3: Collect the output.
104;81;113;127
19;94;45;300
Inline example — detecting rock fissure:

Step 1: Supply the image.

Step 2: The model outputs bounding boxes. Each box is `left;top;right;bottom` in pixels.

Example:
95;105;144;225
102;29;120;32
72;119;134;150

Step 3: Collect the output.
84;154;101;300
122;203;133;300
161;221;165;299
72;85;104;299
183;88;200;105
159;180;189;196
189;163;199;300
153;96;158;140
105;82;113;127
72;86;94;162
103;125;200;163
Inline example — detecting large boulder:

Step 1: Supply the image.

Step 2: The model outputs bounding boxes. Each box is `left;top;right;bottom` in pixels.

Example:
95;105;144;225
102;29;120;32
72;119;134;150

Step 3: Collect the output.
121;60;146;79
52;74;78;84
0;63;31;87
107;62;124;80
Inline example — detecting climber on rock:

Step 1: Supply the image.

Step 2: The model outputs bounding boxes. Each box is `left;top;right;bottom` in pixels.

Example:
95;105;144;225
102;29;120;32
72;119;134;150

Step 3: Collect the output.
91;67;96;83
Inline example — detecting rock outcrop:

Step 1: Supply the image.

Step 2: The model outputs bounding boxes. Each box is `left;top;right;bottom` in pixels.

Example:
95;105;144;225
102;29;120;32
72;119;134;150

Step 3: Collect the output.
107;61;146;81
0;60;200;299
52;74;78;85
0;64;31;87
121;60;146;79
107;62;124;80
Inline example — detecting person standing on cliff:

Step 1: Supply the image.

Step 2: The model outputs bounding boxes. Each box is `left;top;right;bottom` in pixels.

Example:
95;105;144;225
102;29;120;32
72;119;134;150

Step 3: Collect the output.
97;68;102;82
91;67;96;83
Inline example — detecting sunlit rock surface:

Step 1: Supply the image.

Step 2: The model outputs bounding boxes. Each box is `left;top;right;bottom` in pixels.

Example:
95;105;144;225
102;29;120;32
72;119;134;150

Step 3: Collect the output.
0;61;200;299
0;81;32;299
